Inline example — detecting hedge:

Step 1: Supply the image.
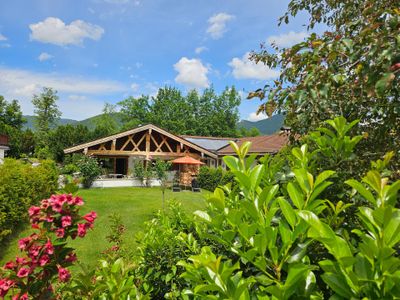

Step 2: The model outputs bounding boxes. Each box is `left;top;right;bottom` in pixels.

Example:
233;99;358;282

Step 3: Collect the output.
197;166;234;191
0;158;58;243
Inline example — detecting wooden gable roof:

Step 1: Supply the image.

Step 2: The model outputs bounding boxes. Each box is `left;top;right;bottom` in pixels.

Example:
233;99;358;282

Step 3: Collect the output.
64;124;218;159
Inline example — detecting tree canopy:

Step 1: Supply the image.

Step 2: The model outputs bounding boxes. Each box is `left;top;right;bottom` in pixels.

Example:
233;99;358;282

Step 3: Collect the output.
119;86;241;137
250;0;399;160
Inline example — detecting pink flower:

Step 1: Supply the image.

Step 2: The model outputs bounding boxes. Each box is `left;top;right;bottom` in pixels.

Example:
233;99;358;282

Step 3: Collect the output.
45;215;54;223
28;206;40;217
66;194;74;205
83;211;97;223
55;228;65;238
111;245;120;251
51;200;63;213
12;293;28;300
58;267;71;282
45;240;54;255
4;261;16;270
39;254;50;266
65;252;77;263
74;196;84;206
77;223;87;237
17;267;30;278
61;215;72;228
0;279;14;296
28;245;41;258
40;199;50;209
15;257;27;265
18;237;31;250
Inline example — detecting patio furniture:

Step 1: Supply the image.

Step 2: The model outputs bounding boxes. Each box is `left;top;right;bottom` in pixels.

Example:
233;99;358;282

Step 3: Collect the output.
191;178;201;192
172;183;181;192
108;173;124;179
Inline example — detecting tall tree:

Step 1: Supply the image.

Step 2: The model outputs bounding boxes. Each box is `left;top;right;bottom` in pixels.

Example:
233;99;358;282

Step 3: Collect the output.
93;103;119;138
210;86;241;137
31;87;61;158
49;124;92;162
118;95;150;130
149;87;190;134
0;96;27;157
32;87;61;132
250;0;399;161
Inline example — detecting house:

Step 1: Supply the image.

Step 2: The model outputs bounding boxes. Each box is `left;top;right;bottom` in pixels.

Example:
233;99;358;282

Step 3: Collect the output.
0;134;9;164
63;124;288;186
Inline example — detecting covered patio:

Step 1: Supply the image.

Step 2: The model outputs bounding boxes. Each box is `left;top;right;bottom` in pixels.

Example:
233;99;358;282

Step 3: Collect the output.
64;124;217;185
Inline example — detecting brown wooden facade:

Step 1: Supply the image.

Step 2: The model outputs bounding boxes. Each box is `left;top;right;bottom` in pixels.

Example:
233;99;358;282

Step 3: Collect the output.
64;124;217;176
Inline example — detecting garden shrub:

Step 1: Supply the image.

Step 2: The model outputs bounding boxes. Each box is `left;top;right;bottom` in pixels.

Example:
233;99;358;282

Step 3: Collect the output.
134;201;199;298
0;159;58;243
0;194;96;299
176;117;400;299
197;166;234;191
76;155;101;188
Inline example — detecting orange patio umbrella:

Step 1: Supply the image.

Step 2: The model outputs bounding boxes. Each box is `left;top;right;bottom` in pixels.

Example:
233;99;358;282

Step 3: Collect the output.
171;156;205;165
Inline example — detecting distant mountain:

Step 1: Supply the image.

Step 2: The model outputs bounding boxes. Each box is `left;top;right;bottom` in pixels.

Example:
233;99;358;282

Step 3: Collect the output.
238;114;285;135
23;113;124;131
23;113;285;136
78;112;124;130
23;115;78;130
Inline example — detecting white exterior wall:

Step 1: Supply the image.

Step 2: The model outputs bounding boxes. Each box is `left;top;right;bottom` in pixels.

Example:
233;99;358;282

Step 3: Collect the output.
91;178;162;188
0;148;5;164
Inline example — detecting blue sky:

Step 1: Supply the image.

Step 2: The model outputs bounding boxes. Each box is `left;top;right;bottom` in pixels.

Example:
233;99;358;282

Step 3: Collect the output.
0;0;309;121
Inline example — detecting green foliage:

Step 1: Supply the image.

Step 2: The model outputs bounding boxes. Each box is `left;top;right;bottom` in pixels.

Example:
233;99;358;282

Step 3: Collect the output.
197;166;234;191
31;87;61;132
48;124;92;162
102;213;129;262
76;155;102;188
32;87;62;158
62;258;147;299
250;0;400;167
132;160;154;186
237;126;261;137
0;96;27;157
92;103;120;139
0;158;58;243
61;163;80;175
134;201;199;298
119;85;241;137
174;117;400;299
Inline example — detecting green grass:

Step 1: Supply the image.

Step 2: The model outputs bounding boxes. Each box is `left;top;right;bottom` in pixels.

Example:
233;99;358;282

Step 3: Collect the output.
0;187;208;268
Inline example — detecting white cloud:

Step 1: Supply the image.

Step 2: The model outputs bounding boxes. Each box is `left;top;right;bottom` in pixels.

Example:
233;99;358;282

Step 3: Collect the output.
0;33;7;41
0;67;126;97
68;95;87;101
0;67;127;119
174;57;209;89
247;112;268;122
229;52;280;80
267;31;308;48
29;17;104;46
195;46;208;54
206;13;235;39
130;83;139;91
38;52;53;62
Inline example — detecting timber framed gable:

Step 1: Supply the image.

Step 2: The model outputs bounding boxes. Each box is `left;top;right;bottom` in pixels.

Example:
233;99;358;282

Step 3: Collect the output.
64;124;217;159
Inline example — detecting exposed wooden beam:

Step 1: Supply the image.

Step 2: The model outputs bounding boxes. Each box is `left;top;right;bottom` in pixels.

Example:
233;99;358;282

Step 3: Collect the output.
64;123;218;159
145;131;150;159
87;149;199;158
120;135;134;151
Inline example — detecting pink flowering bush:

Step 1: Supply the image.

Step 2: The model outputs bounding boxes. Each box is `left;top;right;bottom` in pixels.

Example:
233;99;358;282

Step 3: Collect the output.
0;194;96;299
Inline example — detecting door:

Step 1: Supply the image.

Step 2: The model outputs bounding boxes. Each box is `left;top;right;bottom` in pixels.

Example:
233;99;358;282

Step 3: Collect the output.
115;158;127;175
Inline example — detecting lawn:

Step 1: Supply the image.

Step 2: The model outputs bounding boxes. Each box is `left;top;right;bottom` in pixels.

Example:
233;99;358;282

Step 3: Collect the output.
0;187;208;269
